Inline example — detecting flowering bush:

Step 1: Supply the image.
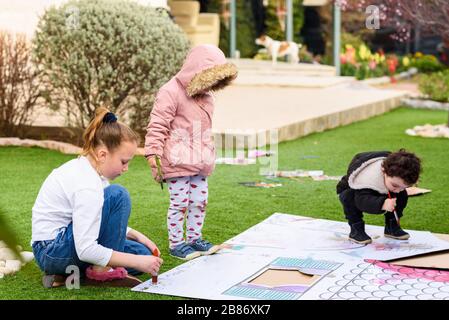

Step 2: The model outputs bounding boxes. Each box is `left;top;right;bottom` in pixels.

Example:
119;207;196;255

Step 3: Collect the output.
340;44;412;81
410;53;446;73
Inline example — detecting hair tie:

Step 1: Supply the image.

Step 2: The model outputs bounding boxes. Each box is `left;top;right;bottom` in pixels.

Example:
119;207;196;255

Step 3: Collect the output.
103;112;117;123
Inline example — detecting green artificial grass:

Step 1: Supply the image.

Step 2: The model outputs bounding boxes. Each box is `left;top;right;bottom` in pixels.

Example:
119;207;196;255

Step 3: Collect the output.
0;107;448;299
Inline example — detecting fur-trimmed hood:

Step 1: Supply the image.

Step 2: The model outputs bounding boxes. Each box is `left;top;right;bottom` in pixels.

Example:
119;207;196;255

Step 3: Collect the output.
175;44;238;97
336;151;391;194
348;157;389;194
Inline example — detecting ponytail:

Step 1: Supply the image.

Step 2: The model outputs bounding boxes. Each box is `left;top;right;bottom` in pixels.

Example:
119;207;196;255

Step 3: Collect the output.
81;107;139;157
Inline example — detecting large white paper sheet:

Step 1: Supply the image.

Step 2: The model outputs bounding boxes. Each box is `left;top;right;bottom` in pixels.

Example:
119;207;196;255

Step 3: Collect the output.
225;213;449;261
133;213;449;300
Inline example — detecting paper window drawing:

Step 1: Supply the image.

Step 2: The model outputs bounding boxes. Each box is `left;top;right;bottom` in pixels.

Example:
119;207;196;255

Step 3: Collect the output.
222;257;343;300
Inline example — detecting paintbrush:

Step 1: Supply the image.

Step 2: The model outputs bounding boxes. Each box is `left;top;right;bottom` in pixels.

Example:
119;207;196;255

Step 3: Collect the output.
155;156;164;190
388;192;400;226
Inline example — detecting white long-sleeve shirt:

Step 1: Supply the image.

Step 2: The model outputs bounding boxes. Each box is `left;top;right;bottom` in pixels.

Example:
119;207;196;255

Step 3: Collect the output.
31;156;129;267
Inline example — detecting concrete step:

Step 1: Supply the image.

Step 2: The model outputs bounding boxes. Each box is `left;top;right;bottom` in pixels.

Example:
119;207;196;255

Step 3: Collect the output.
234;74;355;88
212;82;409;149
228;58;337;77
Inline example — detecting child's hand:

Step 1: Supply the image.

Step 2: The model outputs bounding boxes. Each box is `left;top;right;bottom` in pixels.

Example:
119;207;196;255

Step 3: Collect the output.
147;155;157;169
142;238;160;256
382;198;397;212
147;155;162;183
136;255;163;275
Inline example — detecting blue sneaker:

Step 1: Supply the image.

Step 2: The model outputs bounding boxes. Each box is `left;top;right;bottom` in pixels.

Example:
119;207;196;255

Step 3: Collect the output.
189;238;220;255
169;243;201;261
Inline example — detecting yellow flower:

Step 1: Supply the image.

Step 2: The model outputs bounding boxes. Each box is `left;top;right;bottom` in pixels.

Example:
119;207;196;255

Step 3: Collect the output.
402;57;410;67
358;44;374;61
358;45;366;60
415;52;423;58
374;53;381;64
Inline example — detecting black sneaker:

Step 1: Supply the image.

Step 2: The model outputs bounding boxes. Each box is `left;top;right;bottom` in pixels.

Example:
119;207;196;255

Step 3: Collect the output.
349;221;372;244
384;218;410;240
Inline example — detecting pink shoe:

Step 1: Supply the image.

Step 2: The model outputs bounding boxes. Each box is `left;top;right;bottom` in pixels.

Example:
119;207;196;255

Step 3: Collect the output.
85;266;128;282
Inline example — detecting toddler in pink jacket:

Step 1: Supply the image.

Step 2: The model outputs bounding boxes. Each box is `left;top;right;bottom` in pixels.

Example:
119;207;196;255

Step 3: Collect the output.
144;45;238;260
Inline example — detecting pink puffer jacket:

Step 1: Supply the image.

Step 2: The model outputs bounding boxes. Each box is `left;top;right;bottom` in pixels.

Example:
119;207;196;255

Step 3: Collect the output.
144;45;238;180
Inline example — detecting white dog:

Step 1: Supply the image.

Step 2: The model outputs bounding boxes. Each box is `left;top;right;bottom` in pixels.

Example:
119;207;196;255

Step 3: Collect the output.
255;35;301;65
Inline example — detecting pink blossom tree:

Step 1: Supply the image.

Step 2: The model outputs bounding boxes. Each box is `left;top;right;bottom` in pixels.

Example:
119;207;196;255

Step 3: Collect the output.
334;0;449;41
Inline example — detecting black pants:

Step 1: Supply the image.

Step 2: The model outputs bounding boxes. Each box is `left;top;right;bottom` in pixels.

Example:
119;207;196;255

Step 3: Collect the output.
338;189;403;225
251;0;266;37
197;0;209;12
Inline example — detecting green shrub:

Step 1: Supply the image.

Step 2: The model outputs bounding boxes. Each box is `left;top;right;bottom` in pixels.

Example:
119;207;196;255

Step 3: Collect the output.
411;54;446;74
33;0;190;131
207;1;258;58
419;70;449;102
265;0;304;44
